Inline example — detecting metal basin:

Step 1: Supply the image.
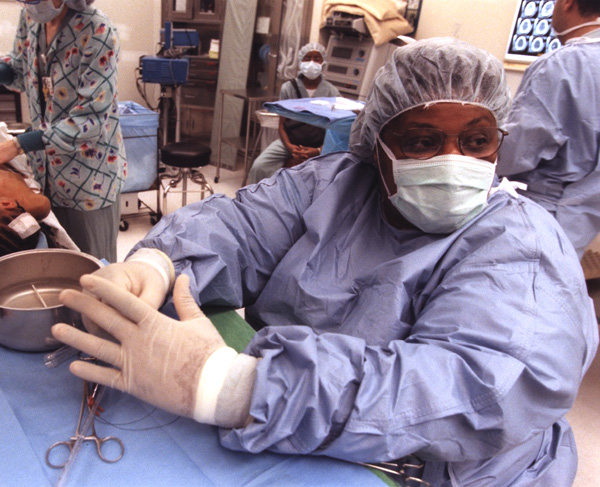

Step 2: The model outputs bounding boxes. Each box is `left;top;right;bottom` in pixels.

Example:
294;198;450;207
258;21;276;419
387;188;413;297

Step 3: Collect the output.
0;249;102;352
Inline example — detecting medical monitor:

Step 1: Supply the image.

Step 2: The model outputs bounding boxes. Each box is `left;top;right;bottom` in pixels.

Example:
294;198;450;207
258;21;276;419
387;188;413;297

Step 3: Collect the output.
505;0;561;64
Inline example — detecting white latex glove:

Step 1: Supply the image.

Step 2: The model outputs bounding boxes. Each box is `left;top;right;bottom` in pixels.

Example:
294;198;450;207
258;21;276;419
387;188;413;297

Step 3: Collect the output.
52;274;228;419
82;250;173;339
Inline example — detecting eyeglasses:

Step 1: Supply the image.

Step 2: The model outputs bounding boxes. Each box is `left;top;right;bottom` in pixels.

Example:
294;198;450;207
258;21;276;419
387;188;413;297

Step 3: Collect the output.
387;127;508;160
16;0;43;4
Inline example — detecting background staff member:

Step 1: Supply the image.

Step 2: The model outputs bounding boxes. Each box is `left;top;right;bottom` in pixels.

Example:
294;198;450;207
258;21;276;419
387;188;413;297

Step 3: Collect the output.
0;0;126;262
498;0;600;259
247;42;340;184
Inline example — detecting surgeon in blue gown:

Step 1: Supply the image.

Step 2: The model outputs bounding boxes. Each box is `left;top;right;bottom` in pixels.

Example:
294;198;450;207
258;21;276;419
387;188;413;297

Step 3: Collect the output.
52;38;598;487
498;0;600;258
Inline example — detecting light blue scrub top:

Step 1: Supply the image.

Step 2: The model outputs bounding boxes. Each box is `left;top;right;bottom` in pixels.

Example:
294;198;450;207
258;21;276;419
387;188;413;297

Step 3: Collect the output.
2;8;126;211
498;29;600;257
133;153;598;486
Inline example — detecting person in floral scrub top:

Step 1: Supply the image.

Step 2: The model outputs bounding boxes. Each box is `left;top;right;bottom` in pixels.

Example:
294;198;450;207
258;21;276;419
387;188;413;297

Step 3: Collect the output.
0;0;126;262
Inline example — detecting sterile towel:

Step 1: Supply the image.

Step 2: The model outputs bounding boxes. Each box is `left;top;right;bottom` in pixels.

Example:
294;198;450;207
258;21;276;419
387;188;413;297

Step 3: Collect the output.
322;0;413;46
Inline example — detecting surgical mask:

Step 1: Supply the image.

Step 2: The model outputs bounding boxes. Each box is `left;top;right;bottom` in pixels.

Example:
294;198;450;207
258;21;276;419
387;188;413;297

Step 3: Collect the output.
23;0;65;23
552;17;600;37
300;61;322;80
377;137;496;234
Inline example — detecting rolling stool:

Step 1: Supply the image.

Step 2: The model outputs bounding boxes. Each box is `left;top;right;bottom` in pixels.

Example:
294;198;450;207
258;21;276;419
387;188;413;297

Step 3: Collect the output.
159;141;214;214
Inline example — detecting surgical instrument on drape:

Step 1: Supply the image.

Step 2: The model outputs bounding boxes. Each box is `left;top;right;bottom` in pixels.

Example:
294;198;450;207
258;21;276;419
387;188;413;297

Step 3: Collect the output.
45;379;124;470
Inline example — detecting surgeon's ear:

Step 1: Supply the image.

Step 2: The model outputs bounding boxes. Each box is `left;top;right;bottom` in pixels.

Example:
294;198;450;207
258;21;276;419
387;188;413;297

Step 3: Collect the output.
562;0;577;12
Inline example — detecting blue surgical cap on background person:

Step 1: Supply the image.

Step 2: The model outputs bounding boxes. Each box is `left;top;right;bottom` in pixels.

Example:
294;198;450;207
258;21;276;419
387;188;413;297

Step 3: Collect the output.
65;0;95;10
349;37;512;162
298;42;327;66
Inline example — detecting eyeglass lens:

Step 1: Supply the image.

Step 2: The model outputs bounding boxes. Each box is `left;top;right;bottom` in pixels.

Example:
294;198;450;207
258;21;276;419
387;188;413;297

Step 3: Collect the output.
399;127;506;160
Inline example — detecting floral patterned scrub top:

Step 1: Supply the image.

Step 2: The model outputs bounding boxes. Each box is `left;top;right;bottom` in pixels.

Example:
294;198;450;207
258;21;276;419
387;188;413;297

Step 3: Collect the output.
3;7;126;211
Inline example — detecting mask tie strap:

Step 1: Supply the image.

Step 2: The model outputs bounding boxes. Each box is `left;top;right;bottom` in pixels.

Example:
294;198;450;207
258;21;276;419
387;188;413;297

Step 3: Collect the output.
375;136;398;197
490;177;528;199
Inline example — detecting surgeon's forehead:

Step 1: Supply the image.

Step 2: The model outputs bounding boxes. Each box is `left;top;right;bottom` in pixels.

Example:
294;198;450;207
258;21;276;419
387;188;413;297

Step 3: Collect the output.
302;50;323;62
382;102;497;133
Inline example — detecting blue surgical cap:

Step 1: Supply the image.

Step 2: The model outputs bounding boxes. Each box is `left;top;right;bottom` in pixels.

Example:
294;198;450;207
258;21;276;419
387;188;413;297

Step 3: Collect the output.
349;37;512;161
298;42;327;66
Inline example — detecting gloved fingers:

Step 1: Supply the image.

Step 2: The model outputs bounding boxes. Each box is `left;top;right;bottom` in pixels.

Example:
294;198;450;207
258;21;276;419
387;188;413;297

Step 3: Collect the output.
120;261;169;309
81;314;110;339
172;274;206;321
60;287;136;343
137;280;169;310
78;266;135;339
51;323;122;368
79;274;158;327
69;359;124;392
90;262;167;309
87;266;136;298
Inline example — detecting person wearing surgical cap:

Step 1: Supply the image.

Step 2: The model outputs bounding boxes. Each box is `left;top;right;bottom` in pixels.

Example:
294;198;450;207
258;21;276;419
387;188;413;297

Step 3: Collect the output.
0;0;125;262
247;42;340;184
52;38;598;486
497;0;600;261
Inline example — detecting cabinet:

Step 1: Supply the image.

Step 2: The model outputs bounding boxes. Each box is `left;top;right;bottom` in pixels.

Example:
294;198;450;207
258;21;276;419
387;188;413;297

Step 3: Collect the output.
165;0;224;23
161;0;224;143
179;55;219;139
181;106;214;138
246;0;314;94
0;86;22;124
161;0;314;154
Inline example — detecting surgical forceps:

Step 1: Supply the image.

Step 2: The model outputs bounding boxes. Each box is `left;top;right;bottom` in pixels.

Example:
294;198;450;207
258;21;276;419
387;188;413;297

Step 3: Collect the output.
358;456;430;486
45;380;125;469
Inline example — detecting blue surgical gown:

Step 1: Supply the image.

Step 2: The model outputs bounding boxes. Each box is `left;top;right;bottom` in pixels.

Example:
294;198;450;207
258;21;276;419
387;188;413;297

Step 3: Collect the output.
498;34;600;257
133;153;598;486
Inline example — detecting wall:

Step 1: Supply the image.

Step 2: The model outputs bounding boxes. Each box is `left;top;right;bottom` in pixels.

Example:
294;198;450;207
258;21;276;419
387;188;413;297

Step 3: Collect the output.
414;0;525;94
99;0;163;106
0;0;162;121
310;0;526;95
1;0;528;122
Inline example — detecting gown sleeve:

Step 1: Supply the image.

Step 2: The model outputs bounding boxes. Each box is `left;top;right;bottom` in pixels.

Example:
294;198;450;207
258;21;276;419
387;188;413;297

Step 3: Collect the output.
497;46;595;179
220;197;597;465
131;154;354;308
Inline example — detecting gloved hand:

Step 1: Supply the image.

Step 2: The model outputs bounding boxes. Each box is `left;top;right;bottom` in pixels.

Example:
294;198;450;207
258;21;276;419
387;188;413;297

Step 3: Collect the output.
52;274;228;419
91;260;170;308
81;256;171;339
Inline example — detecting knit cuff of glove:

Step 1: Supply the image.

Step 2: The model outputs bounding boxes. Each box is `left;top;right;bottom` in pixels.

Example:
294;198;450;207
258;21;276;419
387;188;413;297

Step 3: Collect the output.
193;348;258;428
126;248;175;292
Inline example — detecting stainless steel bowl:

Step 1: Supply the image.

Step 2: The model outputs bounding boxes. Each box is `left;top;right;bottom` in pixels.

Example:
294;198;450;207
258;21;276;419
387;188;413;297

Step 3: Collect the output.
0;249;102;352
